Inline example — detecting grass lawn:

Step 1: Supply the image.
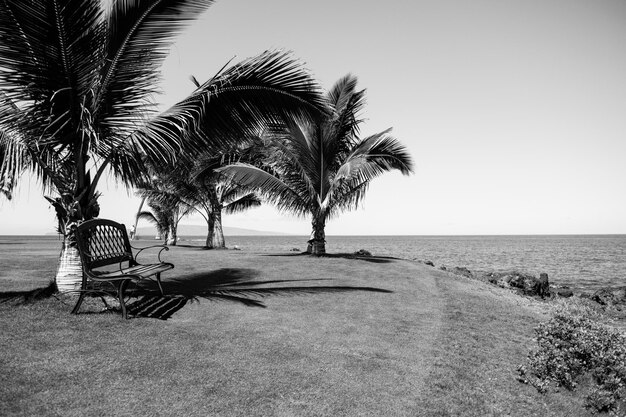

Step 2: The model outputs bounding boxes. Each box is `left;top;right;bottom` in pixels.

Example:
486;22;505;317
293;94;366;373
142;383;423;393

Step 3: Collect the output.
0;240;590;416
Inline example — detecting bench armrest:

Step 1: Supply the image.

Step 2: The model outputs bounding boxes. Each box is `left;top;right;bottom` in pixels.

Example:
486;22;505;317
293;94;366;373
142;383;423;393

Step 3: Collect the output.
131;244;169;263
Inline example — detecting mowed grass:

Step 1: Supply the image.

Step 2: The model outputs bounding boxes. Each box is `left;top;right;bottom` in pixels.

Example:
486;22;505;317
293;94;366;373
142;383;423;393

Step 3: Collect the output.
0;239;589;416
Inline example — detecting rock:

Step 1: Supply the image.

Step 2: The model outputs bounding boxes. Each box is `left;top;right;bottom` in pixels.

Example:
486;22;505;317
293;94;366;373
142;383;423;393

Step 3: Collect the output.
439;266;447;271
424;260;434;267
556;289;574;298
484;272;515;288
614;287;626;303
493;271;551;298
538;273;550;298
591;288;616;306
354;249;372;257
450;267;472;278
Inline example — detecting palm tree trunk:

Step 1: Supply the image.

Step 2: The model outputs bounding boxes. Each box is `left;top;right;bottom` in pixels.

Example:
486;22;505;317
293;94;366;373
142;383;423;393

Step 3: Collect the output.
55;236;82;293
211;209;226;249
307;214;326;255
205;215;214;248
205;210;226;249
167;207;178;246
131;196;146;240
167;224;177;246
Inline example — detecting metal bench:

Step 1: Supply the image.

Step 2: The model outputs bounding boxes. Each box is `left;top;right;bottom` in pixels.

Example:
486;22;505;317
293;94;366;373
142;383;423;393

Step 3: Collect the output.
72;218;174;319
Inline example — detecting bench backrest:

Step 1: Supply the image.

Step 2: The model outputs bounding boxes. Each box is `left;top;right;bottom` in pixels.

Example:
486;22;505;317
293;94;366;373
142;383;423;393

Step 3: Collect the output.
76;219;134;270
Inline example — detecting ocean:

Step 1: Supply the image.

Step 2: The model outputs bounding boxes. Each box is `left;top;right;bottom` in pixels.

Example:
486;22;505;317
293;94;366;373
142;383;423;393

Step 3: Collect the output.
223;234;626;293
1;234;624;293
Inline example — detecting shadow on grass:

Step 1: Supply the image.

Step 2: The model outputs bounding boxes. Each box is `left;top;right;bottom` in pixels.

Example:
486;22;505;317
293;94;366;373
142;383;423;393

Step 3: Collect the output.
127;268;392;319
0;281;57;304
263;252;398;264
1;269;393;320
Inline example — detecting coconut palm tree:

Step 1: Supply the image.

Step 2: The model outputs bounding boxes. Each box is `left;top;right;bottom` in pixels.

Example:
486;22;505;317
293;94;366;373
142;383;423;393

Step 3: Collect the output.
0;0;323;291
135;173;191;245
141;152;261;249
137;202;178;244
219;75;414;254
186;172;261;249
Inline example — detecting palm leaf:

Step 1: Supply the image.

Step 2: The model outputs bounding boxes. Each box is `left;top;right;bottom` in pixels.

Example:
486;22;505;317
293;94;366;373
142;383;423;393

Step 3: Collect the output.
218;163;309;216
140;50;325;160
335;129;414;182
223;192;261;214
97;0;214;132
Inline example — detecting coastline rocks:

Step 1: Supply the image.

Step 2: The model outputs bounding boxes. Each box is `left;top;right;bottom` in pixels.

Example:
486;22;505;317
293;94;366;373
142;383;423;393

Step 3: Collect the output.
590;287;626;307
591;288;615;306
451;267;473;278
482;271;550;298
555;287;574;298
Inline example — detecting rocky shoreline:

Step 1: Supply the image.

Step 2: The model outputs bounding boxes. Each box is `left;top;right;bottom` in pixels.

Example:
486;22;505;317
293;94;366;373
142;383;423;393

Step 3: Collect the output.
415;259;626;320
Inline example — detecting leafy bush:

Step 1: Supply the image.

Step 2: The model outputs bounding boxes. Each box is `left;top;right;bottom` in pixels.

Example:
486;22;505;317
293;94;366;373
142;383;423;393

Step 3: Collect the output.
518;305;626;413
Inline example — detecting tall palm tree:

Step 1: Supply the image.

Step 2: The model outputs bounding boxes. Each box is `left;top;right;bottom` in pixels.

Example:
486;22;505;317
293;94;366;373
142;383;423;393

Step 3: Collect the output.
0;0;324;291
219;75;414;254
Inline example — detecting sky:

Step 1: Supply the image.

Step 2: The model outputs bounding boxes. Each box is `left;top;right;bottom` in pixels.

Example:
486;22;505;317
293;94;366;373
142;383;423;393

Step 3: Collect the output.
1;0;625;236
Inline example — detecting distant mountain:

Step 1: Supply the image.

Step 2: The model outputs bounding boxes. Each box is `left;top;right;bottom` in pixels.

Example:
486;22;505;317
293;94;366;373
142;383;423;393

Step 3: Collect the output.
136;224;289;237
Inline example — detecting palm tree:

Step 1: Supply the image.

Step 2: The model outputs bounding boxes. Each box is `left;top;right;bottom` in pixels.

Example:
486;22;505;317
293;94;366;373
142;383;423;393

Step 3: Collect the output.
188;173;261;249
0;0;323;291
219;75;414;254
137;202;178;244
135;173;191;245
142;153;261;249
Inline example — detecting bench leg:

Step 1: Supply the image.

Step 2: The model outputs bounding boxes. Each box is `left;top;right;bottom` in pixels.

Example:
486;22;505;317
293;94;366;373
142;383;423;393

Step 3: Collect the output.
118;279;131;319
71;292;86;315
156;273;165;296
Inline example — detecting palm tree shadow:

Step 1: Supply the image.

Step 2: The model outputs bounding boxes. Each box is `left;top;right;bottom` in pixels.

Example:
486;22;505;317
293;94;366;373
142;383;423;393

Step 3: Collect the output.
0;281;57;304
263;253;397;264
127;267;392;319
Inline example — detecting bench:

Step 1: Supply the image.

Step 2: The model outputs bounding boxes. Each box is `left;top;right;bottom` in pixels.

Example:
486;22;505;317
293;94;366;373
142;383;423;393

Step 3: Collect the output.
72;218;174;319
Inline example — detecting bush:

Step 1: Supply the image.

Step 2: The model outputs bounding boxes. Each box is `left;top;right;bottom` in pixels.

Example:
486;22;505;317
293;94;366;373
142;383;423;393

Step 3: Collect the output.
518;304;626;413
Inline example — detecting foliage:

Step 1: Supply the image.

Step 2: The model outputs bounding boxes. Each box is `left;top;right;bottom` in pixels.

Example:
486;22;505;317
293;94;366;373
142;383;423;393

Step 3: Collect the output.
219;74;414;254
518;304;626;413
0;0;323;241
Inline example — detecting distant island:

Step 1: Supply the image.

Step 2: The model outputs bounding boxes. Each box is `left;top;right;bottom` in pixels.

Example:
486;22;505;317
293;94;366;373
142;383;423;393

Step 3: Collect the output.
136;224;291;238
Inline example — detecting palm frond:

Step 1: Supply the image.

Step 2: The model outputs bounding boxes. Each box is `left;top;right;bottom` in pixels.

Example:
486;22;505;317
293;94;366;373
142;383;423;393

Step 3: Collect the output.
325;74;366;141
335;129;414;182
0;0;103;147
97;0;214;131
0;129;26;199
141;50;325;160
136;210;158;224
223;193;261;214
218;163;309;216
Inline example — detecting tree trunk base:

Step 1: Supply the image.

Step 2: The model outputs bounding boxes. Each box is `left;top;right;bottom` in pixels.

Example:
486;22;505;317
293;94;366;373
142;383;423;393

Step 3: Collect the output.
55;246;83;293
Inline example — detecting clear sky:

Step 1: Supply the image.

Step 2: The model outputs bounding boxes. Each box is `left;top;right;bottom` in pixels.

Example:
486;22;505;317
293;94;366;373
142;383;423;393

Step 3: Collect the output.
1;0;625;236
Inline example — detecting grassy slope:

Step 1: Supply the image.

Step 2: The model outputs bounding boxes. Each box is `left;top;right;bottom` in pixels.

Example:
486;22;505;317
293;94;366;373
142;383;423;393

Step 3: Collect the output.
0;242;588;416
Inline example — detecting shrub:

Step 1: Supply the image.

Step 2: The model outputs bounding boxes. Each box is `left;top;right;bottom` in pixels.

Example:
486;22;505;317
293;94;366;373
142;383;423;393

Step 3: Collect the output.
518;304;626;413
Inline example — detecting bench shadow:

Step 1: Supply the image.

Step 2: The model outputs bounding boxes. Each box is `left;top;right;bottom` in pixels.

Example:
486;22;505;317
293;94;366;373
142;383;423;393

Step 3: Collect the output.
126;267;393;319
